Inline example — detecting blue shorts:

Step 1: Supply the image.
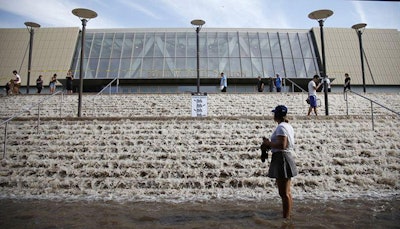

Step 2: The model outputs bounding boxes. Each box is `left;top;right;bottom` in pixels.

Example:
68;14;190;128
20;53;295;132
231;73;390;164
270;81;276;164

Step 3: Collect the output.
309;95;317;108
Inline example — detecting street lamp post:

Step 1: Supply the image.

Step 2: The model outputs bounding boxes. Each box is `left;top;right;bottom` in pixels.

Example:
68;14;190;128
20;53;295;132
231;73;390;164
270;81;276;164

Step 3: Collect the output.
352;23;367;93
191;19;205;95
24;22;40;94
308;9;333;116
72;8;97;117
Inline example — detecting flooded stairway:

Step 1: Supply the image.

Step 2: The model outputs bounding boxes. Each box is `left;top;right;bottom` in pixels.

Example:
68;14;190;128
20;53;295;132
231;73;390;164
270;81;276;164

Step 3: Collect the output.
0;93;399;200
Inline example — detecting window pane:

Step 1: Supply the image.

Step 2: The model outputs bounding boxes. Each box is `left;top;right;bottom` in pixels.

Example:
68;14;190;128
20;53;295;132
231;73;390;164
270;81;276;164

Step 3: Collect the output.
249;33;261;57
176;33;186;57
142;57;153;78
259;33;272;57
304;58;318;77
262;58;274;77
133;33;144;57
300;33;313;58
279;33;292;58
228;32;239;57
199;33;208;57
164;57;175;78
109;58;120;78
165;33;176;57
87;58;99;78
251;58;263;77
186;58;196;78
269;35;281;58
121;33;134;58
289;33;302;58
97;58;109;78
283;58;295;77
273;58;284;75
101;34;113;59
154;33;165;57
207;32;218;57
240;58;252;77
229;58;241;77
218;32;228;58
187;33;196;57
111;35;123;58
238;32;250;57
89;35;101;59
144;33;155;57
294;58;306;78
120;59;131;78
208;57;219;77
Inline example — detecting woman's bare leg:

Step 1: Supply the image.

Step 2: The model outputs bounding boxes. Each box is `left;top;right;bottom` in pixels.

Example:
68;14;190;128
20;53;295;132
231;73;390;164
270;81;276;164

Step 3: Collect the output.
277;178;292;218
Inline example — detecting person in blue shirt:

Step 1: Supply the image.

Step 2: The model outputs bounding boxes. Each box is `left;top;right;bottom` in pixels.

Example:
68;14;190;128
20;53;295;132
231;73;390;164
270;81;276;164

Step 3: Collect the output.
275;74;282;92
220;72;227;92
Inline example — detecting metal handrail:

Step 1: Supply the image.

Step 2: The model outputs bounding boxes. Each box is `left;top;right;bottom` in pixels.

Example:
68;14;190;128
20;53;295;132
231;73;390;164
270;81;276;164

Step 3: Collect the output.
284;78;313;106
2;91;64;159
284;78;307;93
346;90;399;130
96;77;119;95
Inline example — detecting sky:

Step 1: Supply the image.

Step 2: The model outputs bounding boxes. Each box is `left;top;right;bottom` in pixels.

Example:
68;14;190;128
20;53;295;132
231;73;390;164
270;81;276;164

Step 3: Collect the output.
0;0;399;30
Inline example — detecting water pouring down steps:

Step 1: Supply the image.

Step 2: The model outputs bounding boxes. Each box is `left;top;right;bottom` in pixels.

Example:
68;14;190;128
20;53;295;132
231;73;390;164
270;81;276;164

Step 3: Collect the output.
0;93;399;201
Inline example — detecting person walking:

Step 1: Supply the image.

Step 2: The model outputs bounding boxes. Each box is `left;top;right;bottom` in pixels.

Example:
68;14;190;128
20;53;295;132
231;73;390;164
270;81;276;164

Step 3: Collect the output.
36;75;43;94
275;74;282;92
307;75;322;116
261;105;297;219
257;76;264;92
220;72;227;92
344;73;351;92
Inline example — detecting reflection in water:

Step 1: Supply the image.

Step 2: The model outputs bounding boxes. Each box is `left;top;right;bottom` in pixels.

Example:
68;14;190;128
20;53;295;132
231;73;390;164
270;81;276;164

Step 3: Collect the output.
0;198;399;228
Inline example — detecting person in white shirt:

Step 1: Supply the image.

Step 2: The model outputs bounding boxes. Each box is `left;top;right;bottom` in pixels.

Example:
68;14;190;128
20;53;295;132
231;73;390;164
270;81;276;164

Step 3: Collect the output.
220;72;227;92
261;105;297;219
307;75;322;116
12;70;21;94
322;77;331;92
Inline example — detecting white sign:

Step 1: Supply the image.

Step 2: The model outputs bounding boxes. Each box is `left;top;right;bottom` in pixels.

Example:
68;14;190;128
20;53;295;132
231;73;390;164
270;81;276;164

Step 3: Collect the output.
191;95;208;117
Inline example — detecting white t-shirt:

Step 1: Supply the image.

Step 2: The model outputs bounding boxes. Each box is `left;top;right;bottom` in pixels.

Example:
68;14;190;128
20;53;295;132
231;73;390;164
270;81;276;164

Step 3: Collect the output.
270;122;295;154
325;78;331;89
15;74;21;84
308;80;317;96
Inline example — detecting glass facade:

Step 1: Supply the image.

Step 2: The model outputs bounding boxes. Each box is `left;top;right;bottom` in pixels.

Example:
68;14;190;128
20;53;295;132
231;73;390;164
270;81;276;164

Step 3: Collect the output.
71;29;319;80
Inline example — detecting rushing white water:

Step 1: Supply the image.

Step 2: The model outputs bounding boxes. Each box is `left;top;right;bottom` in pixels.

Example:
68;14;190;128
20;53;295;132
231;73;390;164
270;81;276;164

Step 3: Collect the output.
0;92;399;202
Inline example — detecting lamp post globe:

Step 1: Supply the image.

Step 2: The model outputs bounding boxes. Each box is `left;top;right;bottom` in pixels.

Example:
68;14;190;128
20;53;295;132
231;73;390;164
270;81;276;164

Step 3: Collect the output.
191;19;205;95
24;22;41;94
352;23;367;93
308;9;333;116
72;8;97;117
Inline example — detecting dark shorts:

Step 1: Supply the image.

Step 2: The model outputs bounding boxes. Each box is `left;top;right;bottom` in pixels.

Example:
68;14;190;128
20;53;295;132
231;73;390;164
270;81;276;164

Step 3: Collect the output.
267;151;298;179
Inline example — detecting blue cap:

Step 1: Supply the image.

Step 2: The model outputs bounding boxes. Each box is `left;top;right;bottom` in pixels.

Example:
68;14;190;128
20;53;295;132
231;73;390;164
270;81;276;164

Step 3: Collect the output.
272;105;288;117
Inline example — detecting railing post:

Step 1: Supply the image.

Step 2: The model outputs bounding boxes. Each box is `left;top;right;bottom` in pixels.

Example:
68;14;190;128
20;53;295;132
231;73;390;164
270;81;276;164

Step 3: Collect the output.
371;101;375;131
60;91;63;117
3;122;7;159
37;103;40;134
344;91;349;116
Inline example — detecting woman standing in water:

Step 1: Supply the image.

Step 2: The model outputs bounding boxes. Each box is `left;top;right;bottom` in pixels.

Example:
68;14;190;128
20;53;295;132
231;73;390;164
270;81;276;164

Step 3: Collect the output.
261;105;297;219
